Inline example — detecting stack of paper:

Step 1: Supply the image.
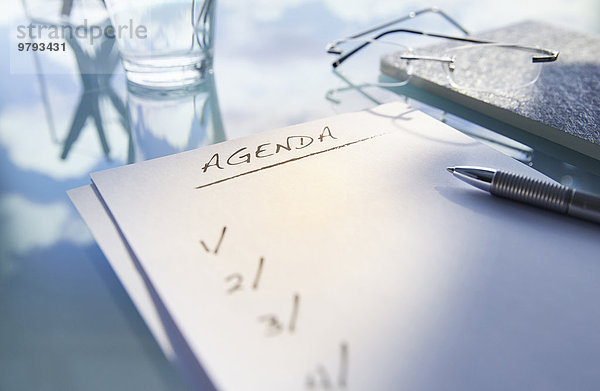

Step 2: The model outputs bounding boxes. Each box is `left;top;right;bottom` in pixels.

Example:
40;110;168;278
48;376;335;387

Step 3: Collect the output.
69;102;600;391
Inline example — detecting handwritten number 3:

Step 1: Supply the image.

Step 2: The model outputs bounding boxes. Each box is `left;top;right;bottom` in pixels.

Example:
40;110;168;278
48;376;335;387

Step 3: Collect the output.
259;315;284;336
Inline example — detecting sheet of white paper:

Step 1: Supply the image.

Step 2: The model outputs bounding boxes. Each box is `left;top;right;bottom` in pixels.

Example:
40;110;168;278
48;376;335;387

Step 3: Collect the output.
67;185;214;390
85;102;600;390
68;185;176;359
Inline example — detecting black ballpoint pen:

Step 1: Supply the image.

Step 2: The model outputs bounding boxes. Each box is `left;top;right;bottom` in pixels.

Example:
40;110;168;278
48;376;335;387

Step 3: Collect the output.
447;166;600;225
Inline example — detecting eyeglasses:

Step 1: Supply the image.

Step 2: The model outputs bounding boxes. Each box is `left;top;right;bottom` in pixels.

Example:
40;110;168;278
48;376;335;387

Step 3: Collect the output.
326;8;559;92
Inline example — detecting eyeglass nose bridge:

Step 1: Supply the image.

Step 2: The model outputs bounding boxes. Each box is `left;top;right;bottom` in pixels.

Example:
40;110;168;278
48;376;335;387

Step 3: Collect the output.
398;54;456;73
395;53;457;77
399;54;455;64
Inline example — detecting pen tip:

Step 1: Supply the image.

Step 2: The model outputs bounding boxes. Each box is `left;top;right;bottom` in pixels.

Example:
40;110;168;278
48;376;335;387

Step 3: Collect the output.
446;167;455;174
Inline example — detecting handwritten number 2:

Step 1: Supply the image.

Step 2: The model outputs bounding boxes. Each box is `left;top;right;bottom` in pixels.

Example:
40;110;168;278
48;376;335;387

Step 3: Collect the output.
224;257;265;294
225;274;243;294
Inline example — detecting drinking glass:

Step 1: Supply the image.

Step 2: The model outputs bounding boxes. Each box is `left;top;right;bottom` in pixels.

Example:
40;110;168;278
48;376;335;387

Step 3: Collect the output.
104;0;216;89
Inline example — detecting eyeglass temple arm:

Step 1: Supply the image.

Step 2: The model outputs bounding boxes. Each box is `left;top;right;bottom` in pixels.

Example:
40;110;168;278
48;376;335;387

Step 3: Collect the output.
331;29;494;68
351;7;470;39
532;51;559;62
488;43;559;62
326;7;470;54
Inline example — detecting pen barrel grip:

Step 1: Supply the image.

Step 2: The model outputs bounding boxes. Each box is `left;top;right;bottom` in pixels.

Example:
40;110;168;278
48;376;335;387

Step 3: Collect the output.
490;171;573;214
569;191;600;224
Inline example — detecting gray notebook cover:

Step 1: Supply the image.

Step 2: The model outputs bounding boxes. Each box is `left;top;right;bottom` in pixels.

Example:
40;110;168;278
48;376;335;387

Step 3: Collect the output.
381;21;600;161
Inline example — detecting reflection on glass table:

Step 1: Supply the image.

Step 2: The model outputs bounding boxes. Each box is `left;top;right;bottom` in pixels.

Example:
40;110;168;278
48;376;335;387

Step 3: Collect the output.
127;76;226;162
23;0;227;164
1;1;226;390
326;69;534;163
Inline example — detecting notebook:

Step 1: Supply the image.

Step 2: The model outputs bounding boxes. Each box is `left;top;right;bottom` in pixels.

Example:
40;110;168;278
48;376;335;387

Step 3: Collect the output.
381;21;600;161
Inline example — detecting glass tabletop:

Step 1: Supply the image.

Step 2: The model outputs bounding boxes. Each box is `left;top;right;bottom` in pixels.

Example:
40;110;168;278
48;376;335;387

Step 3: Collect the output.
1;1;599;390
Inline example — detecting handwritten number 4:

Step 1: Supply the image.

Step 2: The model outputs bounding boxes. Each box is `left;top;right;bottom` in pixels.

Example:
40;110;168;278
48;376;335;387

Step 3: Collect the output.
305;342;349;390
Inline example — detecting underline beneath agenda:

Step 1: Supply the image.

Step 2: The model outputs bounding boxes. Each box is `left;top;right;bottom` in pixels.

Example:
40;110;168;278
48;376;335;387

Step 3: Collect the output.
195;132;388;190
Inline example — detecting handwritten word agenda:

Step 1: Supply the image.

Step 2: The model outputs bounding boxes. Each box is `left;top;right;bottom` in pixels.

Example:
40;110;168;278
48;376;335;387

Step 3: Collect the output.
202;126;337;173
